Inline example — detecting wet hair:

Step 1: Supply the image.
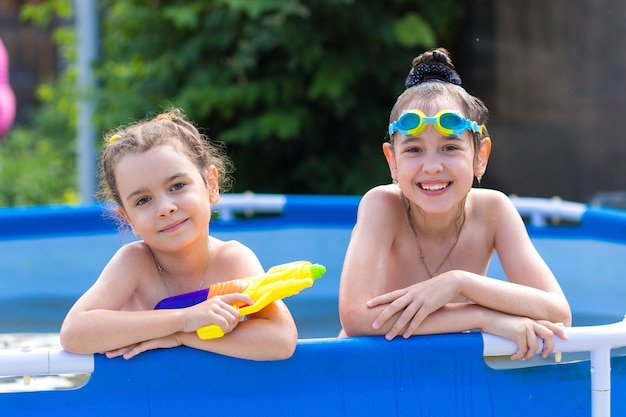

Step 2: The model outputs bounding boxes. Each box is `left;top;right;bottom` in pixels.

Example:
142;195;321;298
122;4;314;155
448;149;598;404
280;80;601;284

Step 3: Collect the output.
388;48;490;153
99;108;234;208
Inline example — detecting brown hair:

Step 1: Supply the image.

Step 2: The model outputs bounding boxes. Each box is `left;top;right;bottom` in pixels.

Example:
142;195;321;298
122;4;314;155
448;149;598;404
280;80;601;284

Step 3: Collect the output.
99;108;233;208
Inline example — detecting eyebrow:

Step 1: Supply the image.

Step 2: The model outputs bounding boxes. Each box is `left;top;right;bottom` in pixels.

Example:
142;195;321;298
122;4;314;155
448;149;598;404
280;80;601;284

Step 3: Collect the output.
124;172;188;203
399;135;464;146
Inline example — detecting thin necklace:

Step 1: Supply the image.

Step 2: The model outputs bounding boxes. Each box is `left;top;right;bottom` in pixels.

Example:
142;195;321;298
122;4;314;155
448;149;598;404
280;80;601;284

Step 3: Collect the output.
407;203;465;279
149;241;211;296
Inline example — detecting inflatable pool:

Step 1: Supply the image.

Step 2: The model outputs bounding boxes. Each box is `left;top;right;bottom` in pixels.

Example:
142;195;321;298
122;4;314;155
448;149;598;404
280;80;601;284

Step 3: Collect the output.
1;194;625;416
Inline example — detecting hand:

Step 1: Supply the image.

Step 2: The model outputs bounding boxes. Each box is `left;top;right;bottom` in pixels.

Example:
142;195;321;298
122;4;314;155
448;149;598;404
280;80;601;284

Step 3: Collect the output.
183;293;254;335
105;334;182;360
367;273;459;340
483;314;568;360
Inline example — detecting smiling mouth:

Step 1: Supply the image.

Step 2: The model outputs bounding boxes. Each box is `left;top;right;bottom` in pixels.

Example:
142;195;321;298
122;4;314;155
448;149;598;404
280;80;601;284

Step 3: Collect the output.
420;182;450;191
160;219;187;232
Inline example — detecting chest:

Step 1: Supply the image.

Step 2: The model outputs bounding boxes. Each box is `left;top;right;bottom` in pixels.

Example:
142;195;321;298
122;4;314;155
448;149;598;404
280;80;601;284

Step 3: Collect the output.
386;223;494;291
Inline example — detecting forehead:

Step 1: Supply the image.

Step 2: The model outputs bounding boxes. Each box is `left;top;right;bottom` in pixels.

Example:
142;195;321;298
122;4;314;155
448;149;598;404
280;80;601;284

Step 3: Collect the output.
119;143;191;166
404;96;464;116
115;145;199;185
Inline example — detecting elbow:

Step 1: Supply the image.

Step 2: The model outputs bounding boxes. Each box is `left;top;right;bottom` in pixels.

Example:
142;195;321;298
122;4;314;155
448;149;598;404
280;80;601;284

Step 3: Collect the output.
59;320;95;355
259;318;298;361
557;304;573;328
272;326;298;360
339;306;376;337
59;324;86;354
552;295;572;327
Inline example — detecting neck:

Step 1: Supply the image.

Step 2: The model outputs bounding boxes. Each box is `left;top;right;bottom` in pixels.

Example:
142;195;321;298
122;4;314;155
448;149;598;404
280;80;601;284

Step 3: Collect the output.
148;238;212;295
405;197;466;238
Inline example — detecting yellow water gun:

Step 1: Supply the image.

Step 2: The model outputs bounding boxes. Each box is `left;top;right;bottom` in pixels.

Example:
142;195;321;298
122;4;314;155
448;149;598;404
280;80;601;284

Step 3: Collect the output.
154;260;326;339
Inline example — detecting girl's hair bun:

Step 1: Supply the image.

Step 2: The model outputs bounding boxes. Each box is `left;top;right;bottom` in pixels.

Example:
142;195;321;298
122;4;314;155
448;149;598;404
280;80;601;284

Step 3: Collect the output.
404;48;462;89
404;62;462;88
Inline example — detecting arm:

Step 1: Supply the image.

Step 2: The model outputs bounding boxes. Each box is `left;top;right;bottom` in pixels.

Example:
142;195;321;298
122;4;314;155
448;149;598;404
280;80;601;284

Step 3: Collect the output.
485;190;571;324
60;243;191;354
61;242;298;360
177;299;297;360
339;186;404;337
131;242;298;360
396;303;568;360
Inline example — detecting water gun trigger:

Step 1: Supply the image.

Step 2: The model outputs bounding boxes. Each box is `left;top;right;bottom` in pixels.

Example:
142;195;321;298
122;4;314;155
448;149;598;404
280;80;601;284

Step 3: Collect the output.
238;292;273;317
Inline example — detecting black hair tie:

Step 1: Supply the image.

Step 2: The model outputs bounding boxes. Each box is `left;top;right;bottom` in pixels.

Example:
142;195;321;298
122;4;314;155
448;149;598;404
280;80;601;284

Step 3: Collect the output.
404;62;462;89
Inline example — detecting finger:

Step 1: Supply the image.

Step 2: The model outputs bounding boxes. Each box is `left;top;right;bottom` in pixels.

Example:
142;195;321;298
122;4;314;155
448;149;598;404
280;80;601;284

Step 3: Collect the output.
105;345;133;359
510;330;531;361
547;322;568;340
367;289;403;308
372;297;411;330
540;334;555;359
219;293;254;306
534;324;556;358
402;308;430;339
524;327;539;360
123;340;158;359
386;302;421;340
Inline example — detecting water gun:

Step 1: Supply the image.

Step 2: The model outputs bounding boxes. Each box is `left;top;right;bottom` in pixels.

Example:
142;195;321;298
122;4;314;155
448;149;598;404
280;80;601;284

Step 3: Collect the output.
154;260;326;339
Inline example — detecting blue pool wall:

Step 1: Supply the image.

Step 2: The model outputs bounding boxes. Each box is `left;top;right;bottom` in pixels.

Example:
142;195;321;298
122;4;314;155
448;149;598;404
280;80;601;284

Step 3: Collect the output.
1;194;626;336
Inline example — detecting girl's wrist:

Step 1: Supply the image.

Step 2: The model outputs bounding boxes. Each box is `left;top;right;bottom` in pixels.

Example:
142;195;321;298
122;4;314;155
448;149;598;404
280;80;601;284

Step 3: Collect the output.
441;269;464;299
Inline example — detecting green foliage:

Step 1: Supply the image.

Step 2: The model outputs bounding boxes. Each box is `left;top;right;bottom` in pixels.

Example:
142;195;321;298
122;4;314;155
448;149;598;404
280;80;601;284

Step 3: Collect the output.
0;104;78;206
94;0;465;195
2;0;466;206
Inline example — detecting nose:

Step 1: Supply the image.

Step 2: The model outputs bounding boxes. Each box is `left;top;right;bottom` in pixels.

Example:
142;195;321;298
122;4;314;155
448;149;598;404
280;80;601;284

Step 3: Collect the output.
421;151;443;175
157;196;177;217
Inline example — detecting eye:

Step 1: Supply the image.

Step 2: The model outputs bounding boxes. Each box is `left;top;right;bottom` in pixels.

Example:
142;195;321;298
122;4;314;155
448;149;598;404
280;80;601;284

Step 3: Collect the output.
136;196;151;206
442;144;460;152
170;182;186;191
404;146;422;154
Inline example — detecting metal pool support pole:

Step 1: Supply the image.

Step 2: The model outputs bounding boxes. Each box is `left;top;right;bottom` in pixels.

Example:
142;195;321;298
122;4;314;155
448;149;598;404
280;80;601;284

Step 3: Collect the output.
75;0;98;203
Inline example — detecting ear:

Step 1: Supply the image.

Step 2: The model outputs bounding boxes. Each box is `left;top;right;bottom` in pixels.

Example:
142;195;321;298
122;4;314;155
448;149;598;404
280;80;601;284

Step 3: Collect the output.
116;206;140;237
382;142;398;183
474;137;492;178
206;165;220;204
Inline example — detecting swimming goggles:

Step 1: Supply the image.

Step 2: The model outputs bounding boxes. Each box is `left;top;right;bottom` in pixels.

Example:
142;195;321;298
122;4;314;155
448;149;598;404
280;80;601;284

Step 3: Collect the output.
388;109;482;138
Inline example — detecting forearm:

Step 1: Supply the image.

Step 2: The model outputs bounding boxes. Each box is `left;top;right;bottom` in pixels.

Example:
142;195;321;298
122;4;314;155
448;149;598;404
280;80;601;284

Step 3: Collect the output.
179;301;297;360
342;301;486;337
60;309;184;354
452;271;572;326
179;317;296;360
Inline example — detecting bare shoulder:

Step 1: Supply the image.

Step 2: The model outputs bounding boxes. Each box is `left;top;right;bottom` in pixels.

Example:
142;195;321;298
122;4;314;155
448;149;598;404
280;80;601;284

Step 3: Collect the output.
362;184;404;205
359;184;405;219
467;189;527;243
209;237;264;281
468;188;518;217
107;241;153;273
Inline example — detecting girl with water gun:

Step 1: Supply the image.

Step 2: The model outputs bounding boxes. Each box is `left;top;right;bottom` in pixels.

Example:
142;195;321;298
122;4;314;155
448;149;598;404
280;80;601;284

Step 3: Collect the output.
61;109;298;360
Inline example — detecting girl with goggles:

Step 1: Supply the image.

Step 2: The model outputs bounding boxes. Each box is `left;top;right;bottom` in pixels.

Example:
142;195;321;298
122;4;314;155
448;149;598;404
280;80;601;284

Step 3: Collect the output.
339;48;571;362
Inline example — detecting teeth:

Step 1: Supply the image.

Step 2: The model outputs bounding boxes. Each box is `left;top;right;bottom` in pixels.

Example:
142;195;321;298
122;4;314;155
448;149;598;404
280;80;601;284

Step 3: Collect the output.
421;183;448;191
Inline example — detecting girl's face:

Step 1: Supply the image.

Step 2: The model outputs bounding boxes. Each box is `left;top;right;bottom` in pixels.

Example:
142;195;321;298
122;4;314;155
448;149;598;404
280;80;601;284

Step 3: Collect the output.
114;144;219;251
383;100;490;214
